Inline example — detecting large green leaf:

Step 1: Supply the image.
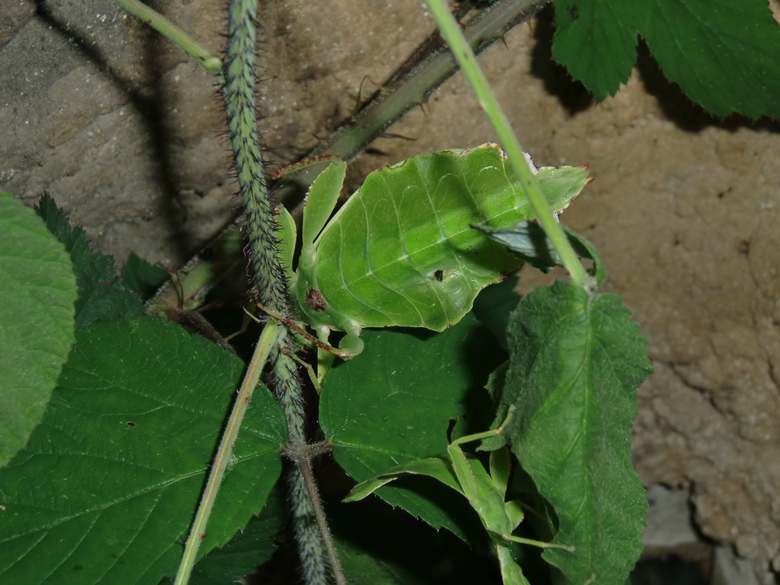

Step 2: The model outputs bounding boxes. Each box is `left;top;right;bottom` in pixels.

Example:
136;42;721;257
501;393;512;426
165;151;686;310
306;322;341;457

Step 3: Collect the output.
320;314;502;539
640;0;780;119
35;195;143;328
552;0;780;119
0;193;77;469
488;281;651;584
0;318;287;585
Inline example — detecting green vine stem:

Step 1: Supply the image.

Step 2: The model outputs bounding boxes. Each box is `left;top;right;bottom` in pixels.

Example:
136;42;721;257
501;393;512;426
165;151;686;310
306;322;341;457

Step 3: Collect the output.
173;321;283;585
424;0;594;292
113;0;222;74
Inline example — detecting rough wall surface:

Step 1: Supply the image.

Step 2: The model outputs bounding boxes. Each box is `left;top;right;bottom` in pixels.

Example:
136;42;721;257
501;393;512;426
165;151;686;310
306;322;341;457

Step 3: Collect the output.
2;0;779;581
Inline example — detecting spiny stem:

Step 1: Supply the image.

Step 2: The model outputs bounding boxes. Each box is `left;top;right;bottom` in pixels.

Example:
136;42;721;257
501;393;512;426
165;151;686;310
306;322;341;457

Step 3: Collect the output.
300;457;346;585
222;0;343;582
113;0;222;74
424;0;593;292
173;321;283;585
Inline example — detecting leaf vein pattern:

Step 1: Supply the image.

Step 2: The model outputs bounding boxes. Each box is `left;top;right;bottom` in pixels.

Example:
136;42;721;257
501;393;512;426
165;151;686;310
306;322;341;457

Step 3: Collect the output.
38;509;99;585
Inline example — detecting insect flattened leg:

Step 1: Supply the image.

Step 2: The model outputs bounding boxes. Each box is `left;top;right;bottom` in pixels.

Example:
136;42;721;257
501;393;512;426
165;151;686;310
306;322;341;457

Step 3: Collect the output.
275;205;297;281
338;320;364;356
315;325;336;383
302;160;347;248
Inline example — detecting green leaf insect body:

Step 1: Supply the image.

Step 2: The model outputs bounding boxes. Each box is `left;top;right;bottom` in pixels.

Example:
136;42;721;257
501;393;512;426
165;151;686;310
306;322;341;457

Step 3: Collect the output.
278;144;590;355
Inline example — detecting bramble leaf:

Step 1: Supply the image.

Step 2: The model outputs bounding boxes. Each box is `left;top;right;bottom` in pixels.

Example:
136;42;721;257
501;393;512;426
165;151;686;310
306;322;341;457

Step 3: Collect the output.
187;482;286;585
121;253;168;301
0;192;77;469
552;0;780;119
487;281;652;584
35;195;143;328
0;318;286;585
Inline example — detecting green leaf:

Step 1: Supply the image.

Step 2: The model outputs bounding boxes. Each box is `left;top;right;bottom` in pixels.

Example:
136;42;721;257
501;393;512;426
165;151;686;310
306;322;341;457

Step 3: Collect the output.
35;195;143;328
187;482;286;585
552;0;780;119
321;314;502;538
552;0;639;101
121;252;168;301
0;318;287;585
490;281;652;584
472;276;520;352
332;494;496;585
0;193;77;469
640;0;780;119
338;539;427;585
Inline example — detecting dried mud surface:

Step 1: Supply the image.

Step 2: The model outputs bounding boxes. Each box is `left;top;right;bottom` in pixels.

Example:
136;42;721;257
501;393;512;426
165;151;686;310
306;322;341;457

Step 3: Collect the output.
2;0;780;581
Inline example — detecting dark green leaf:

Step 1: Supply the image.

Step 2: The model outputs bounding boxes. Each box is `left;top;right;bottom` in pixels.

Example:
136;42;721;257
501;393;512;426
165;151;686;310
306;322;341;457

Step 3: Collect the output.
489;281;651;584
472;276;520;352
338;537;428;585
320;314;502;538
0;318;287;585
35;194;143;328
640;0;780;119
552;0;639;100
552;0;780;119
331;493;498;585
0;192;77;469
122;252;169;300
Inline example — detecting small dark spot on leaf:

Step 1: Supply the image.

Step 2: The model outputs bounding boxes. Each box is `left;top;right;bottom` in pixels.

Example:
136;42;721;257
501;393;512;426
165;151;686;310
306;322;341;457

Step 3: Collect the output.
570;4;579;20
126;421;136;427
306;288;328;312
434;269;444;282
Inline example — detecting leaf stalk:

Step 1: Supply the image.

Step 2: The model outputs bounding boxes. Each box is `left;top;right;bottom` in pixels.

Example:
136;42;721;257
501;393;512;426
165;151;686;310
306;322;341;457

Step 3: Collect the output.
113;0;222;74
174;320;284;585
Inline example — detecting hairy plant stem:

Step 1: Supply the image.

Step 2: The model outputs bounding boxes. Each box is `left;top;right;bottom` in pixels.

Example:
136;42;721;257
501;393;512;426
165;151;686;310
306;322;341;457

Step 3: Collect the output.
173;320;282;585
221;1;342;583
424;0;593;292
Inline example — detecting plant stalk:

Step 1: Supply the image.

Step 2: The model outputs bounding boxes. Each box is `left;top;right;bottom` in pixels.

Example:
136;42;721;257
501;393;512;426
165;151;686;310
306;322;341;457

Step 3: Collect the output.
424;0;592;291
113;0;222;74
173;321;283;585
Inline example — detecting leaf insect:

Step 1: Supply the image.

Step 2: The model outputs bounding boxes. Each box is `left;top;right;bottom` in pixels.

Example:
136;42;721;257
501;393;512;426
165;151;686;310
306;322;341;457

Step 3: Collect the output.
275;144;590;375
343;406;574;585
